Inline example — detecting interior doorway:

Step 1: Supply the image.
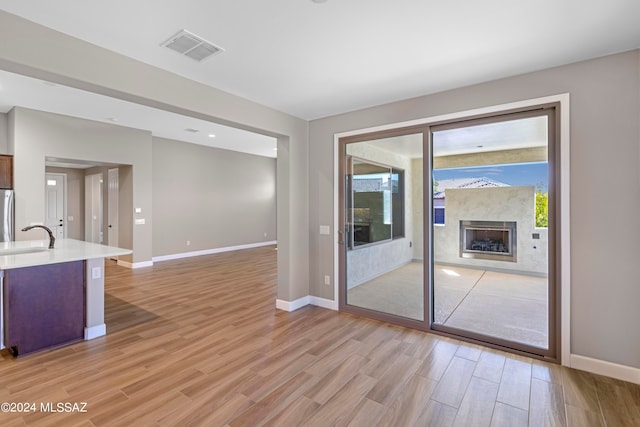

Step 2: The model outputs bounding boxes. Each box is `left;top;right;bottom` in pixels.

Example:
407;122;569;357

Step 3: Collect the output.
44;172;66;239
45;158;130;248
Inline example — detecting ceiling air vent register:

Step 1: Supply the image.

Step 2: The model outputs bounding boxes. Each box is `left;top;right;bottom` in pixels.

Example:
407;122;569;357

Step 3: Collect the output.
162;30;224;62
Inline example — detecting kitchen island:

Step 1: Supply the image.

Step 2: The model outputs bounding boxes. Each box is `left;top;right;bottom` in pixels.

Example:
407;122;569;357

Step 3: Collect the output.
0;239;132;356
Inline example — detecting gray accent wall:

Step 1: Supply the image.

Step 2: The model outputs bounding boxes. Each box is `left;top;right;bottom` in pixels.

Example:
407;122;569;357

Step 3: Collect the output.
152;136;276;257
309;50;640;369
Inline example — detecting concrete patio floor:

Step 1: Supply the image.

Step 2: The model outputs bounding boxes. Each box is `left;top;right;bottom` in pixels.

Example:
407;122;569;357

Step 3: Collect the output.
347;262;548;349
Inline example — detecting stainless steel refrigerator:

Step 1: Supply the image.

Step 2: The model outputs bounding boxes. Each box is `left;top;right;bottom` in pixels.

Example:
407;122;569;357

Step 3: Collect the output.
0;189;11;351
0;189;14;242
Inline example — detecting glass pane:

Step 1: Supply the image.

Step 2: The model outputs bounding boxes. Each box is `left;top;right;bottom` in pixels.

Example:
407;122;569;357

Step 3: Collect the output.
432;115;550;350
351;159;392;245
345;134;424;321
391;169;405;238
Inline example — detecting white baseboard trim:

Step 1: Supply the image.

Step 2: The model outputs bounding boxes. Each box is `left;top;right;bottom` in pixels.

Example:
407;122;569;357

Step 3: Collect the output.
116;241;277;268
309;296;338;311
276;296;310;312
276;295;338;312
153;241;277;263
84;324;106;340
571;354;640;385
117;259;153;269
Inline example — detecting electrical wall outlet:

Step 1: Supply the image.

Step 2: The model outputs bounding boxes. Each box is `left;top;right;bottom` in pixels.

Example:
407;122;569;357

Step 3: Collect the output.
324;275;330;285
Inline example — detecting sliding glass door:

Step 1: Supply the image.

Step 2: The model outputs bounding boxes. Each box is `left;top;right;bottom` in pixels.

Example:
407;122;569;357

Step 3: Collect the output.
339;105;559;360
430;109;557;358
339;129;426;325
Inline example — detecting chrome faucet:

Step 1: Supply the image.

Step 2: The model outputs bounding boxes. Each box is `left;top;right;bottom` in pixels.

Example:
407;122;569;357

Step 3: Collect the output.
21;225;56;249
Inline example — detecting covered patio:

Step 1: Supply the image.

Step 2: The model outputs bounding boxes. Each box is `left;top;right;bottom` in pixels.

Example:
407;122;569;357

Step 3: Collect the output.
347;262;548;349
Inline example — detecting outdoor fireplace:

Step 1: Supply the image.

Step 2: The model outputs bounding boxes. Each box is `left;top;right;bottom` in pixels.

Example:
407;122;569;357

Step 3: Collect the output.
460;220;517;262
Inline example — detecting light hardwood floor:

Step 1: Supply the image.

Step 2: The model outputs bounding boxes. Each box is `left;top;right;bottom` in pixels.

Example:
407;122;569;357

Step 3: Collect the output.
0;245;638;426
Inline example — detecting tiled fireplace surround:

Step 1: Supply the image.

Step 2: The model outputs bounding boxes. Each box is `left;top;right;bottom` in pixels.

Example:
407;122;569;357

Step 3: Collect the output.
434;186;547;276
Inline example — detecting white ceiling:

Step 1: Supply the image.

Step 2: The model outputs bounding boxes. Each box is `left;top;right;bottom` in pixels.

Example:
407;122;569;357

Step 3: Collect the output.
433;116;548;157
0;0;639;156
361;115;547;158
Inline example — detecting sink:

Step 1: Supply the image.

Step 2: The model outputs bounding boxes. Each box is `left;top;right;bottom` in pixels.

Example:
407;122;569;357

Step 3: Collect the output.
0;247;49;256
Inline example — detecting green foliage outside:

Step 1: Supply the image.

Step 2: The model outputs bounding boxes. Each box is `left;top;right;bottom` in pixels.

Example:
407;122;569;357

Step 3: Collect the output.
535;188;548;228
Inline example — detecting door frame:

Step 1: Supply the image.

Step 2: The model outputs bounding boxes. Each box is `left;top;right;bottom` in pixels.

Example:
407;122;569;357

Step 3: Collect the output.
107;168;119;250
427;106;559;360
338;125;430;330
333;94;571;364
84;173;103;244
44;172;67;239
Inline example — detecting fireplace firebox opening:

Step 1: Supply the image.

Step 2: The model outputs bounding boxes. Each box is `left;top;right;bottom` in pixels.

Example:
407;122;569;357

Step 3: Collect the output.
460;220;517;262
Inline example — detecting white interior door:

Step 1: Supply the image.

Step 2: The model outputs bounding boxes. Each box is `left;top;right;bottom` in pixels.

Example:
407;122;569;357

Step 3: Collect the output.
45;173;65;239
85;173;103;243
107;168;119;250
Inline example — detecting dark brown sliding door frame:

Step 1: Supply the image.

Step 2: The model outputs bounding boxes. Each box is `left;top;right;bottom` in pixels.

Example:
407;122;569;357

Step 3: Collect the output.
337;102;562;363
338;125;431;330
428;105;560;362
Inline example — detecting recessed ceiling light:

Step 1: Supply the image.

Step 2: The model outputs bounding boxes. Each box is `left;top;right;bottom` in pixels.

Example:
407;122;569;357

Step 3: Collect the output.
208;134;216;138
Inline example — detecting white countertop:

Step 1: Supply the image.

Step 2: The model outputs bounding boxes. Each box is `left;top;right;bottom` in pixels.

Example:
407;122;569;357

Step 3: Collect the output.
0;239;132;269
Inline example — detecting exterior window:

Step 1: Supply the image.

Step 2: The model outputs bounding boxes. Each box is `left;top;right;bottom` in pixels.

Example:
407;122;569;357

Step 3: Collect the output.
349;157;405;248
434;207;445;225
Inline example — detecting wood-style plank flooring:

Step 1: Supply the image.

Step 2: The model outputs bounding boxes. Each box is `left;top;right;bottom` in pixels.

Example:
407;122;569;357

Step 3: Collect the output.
1;245;639;426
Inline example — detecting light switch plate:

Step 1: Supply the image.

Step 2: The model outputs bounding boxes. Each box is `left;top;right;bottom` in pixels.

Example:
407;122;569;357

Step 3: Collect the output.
319;225;330;235
135;218;145;225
